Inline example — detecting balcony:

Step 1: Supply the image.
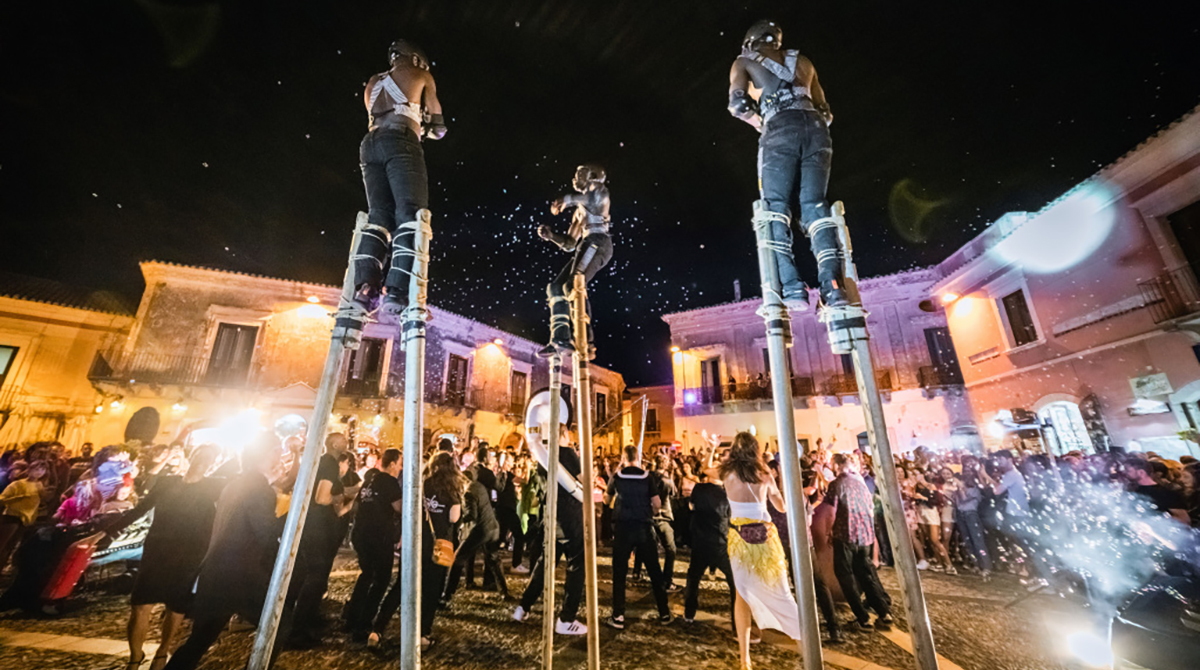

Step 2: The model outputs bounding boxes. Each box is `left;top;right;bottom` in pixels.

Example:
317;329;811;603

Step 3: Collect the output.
680;377;816;409
919;365;964;388
821;370;894;396
340;376;383;397
89;350;252;388
1139;265;1200;324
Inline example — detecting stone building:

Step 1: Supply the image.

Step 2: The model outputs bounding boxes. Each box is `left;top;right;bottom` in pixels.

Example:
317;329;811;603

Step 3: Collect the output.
625;384;678;447
87;261;625;452
661;268;974;453
931;105;1200;458
0;273;134;449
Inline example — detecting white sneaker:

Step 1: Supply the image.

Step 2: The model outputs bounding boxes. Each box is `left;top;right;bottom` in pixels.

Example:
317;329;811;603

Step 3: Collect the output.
511;564;530;575
556;619;587;636
915;560;930;570
513;606;529;622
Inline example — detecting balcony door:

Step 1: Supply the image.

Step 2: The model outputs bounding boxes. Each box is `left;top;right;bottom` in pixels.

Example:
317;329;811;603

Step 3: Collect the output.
924;327;963;383
206;323;258;385
700;357;722;404
343;338;386;396
445;354;469;406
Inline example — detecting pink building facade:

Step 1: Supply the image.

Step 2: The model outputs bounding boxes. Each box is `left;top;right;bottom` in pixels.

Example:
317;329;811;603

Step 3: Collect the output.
661;269;975;454
931;106;1200;459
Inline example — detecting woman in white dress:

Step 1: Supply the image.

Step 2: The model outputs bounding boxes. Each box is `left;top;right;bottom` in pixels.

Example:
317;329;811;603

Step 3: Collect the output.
719;432;801;670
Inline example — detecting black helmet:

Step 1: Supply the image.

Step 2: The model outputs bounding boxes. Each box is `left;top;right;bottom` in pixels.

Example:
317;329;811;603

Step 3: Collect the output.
573;164;606;190
388;39;429;70
743;20;782;51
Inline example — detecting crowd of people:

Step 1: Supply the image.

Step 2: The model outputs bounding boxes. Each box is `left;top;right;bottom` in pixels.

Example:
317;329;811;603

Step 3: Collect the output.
1;431;1198;670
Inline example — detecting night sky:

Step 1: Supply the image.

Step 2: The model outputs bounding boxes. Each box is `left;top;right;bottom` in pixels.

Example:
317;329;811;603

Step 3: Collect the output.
3;1;1199;386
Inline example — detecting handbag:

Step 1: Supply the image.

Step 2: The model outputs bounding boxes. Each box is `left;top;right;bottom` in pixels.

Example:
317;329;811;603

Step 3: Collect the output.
427;502;455;567
734;522;770;545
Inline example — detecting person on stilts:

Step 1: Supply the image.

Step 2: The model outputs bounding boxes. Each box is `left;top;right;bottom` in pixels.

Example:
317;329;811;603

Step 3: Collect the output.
537;165;613;358
728;20;845;311
351;40;446;322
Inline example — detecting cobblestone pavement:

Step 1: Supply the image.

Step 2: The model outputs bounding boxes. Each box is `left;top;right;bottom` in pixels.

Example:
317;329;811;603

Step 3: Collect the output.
0;547;1075;670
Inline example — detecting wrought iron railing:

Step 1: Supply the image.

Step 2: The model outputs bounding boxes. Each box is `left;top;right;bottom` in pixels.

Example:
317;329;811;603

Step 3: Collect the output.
1139;265;1200;324
88;350;252;387
822;369;894;395
682;377;816;405
918;365;964;388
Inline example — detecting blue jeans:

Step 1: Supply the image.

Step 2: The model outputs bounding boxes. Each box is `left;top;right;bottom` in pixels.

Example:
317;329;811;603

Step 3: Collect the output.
757;109;837;294
356;127;429;297
955;509;993;572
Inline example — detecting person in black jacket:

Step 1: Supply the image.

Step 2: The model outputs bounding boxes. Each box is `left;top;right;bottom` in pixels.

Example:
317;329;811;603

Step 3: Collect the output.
442;467;508;602
164;438;283;670
604;445;673;629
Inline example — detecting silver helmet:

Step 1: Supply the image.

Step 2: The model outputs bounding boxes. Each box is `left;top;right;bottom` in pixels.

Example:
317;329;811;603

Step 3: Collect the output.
743;20;782;51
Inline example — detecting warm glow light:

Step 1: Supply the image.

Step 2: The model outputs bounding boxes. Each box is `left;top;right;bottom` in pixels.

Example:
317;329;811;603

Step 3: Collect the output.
670;345;681;353
306;296;321;304
372;413;384;427
940;292;959;304
172;401;188;414
297;304;330;319
110;399;124;410
94;404;104;414
951;296;977;319
493;338;503;345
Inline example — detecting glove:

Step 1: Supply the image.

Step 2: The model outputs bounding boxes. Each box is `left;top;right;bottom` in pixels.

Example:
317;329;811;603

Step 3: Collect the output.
728;89;758;118
424;113;447;140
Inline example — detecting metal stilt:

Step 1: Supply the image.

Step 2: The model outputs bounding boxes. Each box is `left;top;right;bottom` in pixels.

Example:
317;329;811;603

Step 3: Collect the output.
570;273;601;670
248;213;370;670
398;209;433;670
542;352;563;670
818;201;939;670
750;201;824;669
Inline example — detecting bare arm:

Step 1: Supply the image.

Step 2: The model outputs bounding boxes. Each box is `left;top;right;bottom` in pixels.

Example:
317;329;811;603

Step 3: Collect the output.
650;494;662;516
766;479;785;513
363;74;379;112
448;503;461;524
727;60;762;129
423;71;447;139
314;479;333;506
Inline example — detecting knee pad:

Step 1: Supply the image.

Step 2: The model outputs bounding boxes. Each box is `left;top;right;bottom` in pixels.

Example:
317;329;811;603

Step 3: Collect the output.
547;283;566;300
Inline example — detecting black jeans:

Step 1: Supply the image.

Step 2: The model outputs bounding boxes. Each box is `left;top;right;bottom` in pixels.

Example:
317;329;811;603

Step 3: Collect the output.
345;535;395;634
519;511;585;623
547;233;613;344
287;510;339;637
444;524;508;599
683;541;734;626
496;505;525;568
633;518;677;583
611;521;670;618
356;126;429;297
757;109;837;293
831;540;892;624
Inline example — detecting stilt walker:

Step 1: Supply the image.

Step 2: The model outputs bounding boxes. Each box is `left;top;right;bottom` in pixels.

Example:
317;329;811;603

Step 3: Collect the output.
730;19;939;670
535;165;614;669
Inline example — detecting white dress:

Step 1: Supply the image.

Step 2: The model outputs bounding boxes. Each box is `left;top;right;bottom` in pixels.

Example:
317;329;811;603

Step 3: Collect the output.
728;492;803;641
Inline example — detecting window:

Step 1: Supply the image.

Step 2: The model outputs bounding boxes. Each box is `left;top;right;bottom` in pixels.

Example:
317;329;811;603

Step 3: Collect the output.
924;327;964;384
595;392;607;424
1001;289;1038;347
1037;402;1094;456
645;408;659;432
343;338;386;396
445;354;469;406
510;370;528;410
206;323;258;385
0;345;17;389
762;348;794;377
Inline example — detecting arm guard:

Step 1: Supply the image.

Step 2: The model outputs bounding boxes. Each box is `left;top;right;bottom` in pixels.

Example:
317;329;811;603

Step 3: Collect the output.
728;89;758;118
424;113;447;140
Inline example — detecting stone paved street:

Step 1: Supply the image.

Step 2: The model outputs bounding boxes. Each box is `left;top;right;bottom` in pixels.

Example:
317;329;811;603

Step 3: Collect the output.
0;546;1079;670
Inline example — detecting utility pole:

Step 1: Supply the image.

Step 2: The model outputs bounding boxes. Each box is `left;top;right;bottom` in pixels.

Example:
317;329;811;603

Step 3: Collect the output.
248;213;370;670
749;201;824;670
818;202;939;670
570;273;601;670
397;210;434;670
542;355;564;670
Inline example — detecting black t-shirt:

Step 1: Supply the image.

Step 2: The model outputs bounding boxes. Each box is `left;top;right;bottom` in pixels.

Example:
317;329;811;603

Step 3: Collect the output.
554;446;584;522
497;471;519;510
313;454;345;501
689;482;731;549
354;471;402;542
606;466;655;524
424;488;461;541
1135;484;1184;515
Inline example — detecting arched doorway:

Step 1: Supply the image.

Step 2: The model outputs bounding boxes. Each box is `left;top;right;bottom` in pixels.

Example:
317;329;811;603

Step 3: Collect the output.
1033;397;1093;456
